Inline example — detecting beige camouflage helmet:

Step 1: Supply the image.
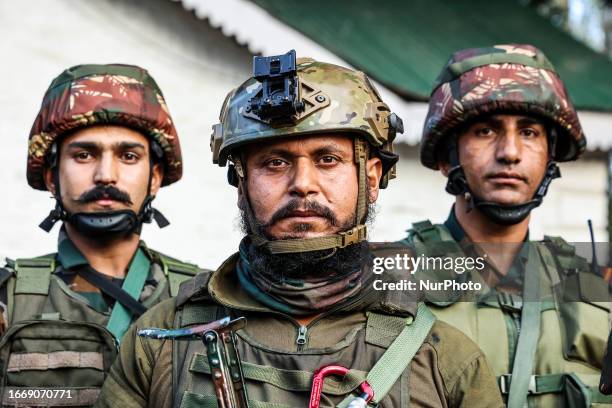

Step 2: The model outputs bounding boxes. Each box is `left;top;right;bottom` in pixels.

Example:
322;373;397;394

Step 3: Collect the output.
421;44;586;169
211;53;402;254
210;57;402;188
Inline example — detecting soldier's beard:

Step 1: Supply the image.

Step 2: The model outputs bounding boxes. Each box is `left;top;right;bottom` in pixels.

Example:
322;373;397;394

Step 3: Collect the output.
239;198;376;282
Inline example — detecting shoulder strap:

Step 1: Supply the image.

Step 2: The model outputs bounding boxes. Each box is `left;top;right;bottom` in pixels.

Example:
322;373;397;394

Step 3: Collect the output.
176;270;213;307
337;303;436;407
105;248;151;342
403;220;455;247
14;255;56;295
172;273;220;406
175;270;219;326
507;244;542;407
543;236;589;275
155;251;201;296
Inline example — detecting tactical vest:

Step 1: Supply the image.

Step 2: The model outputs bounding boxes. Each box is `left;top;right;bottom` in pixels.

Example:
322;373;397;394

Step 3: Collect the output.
403;220;612;408
0;251;199;408
169;264;436;408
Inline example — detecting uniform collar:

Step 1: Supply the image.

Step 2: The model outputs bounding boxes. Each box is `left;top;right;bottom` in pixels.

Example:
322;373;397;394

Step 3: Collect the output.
443;205;466;242
444;205;530;242
57;228;89;270
208;248;418;318
443;207;532;290
208;253;282;313
56;227;153;272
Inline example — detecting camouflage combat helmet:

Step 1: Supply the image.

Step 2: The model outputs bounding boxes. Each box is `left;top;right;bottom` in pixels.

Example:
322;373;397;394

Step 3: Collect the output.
421;44;586;170
31;64;181;234
211;50;402;254
28;63;183;190
421;44;586;225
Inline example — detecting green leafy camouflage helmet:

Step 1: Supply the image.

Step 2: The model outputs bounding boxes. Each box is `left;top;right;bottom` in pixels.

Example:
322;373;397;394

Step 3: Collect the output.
210;57;402;189
27;64;182;190
421;44;586;170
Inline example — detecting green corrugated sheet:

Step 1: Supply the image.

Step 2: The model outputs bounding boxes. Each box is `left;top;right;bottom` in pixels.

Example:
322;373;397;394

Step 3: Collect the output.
251;0;612;111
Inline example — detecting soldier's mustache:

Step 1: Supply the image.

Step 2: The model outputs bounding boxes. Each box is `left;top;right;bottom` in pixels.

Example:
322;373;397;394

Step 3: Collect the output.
76;185;133;205
265;200;339;227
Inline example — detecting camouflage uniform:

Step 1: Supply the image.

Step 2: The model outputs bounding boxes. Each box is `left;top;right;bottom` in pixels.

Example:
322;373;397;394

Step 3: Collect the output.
97;54;503;408
0;64;202;407
400;44;612;407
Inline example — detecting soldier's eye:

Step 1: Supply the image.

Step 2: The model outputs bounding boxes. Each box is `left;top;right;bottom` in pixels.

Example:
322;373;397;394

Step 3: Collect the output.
319;155;339;165
266;159;287;168
475;127;494;137
74;152;92;161
521;129;538;138
122;152;139;162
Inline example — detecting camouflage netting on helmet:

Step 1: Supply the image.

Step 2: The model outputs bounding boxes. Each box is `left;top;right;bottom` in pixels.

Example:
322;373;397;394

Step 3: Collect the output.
213;58;395;169
421;44;586;170
27;64;182;190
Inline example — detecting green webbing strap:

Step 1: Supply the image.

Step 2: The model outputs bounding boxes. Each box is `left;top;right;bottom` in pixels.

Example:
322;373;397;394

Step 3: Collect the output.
543;236;589;273
14;256;55;295
250;225;367;254
507;244;542;408
180;392;292;408
433;52;556;89
499;373;564;395
408;220;455;245
180;304;219;327
354;138;368;225
337;303;436;407
410;220;440;243
189;354;368;394
106;249;150;343
365;312;407;348
157;253;200;296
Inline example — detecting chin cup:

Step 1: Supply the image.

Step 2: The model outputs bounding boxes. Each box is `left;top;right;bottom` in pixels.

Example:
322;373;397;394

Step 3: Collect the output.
444;162;560;226
68;210;139;237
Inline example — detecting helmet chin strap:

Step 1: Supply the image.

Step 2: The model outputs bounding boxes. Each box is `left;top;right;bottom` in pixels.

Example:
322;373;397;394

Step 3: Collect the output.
238;138;370;255
444;136;561;226
39;144;170;236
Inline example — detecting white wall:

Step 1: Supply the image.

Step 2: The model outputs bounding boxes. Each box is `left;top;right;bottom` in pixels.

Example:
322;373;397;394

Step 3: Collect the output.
0;0;607;270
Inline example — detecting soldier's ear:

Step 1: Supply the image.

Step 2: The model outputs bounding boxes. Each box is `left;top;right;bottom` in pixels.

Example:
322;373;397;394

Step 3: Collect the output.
366;156;382;203
237;183;245;210
150;163;164;196
44;168;56;196
439;160;451;177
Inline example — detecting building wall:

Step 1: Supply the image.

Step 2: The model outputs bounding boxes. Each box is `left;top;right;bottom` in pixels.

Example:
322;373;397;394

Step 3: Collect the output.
0;0;607;269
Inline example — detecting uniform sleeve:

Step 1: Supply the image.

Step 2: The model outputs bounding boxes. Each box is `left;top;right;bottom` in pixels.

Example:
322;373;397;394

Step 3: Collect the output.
447;351;504;408
95;298;177;408
418;321;504;408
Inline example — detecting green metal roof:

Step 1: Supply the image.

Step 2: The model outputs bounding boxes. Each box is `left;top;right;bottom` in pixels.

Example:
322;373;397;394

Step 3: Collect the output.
251;0;612;111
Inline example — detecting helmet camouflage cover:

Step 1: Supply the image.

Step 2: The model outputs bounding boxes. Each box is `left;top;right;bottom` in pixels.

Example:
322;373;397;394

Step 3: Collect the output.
27;64;182;190
421;44;586;170
211;56;401;188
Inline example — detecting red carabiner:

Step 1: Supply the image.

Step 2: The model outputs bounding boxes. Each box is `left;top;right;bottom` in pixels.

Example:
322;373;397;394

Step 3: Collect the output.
309;365;374;408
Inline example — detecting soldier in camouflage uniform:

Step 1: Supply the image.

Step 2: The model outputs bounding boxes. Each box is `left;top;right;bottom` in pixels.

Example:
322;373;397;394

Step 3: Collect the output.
0;64;202;407
96;52;503;407
399;44;612;407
